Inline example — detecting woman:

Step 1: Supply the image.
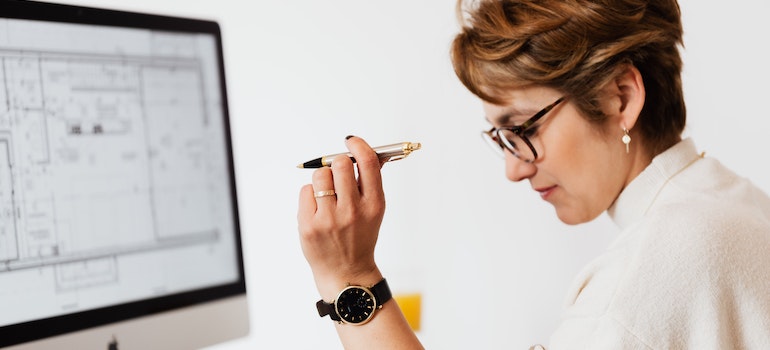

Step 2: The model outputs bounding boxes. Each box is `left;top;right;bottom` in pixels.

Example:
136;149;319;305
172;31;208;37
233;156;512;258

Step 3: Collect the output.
298;0;770;348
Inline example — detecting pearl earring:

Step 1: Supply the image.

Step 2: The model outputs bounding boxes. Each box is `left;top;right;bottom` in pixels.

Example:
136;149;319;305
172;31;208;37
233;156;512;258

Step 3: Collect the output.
622;128;631;154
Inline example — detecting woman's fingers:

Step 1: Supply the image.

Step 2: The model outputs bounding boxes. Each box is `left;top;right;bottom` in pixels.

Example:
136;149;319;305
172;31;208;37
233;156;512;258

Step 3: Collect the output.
344;136;384;203
330;154;359;208
297;184;316;224
311;167;337;213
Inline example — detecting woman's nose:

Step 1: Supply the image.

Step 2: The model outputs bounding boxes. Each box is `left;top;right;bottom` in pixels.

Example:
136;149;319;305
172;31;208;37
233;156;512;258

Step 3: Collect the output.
505;150;537;182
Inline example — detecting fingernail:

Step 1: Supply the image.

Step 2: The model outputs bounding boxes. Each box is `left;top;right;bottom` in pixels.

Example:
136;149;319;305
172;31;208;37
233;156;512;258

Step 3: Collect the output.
345;135;355;140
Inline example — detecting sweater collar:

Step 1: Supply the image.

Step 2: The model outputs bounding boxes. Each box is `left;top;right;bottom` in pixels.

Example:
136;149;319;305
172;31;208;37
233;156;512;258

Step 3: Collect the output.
607;138;700;229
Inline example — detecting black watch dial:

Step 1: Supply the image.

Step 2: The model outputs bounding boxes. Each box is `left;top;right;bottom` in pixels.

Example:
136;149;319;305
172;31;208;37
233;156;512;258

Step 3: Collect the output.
335;286;376;324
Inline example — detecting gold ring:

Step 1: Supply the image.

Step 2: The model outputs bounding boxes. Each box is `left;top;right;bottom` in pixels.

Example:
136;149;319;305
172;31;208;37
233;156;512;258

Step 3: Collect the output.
313;189;336;198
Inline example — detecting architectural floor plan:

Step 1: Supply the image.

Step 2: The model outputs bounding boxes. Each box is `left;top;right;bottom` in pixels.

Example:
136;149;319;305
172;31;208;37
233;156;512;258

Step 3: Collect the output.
0;21;239;325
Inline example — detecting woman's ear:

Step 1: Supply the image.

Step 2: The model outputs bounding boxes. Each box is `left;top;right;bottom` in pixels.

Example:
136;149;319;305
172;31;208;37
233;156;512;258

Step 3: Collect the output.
602;64;646;130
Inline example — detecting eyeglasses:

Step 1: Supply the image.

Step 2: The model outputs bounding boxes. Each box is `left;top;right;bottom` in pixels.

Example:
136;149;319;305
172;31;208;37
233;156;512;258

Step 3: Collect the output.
481;97;565;163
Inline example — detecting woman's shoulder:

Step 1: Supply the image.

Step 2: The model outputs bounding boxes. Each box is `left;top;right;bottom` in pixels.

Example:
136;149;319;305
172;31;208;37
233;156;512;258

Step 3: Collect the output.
625;181;770;290
641;155;770;246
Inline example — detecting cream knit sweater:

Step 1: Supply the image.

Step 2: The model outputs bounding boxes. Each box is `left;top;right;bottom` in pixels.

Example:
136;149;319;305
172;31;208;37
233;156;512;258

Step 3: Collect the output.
547;139;770;349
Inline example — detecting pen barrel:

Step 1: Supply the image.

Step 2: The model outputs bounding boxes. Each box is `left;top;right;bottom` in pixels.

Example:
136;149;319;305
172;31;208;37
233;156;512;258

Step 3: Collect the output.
374;143;414;160
321;142;419;167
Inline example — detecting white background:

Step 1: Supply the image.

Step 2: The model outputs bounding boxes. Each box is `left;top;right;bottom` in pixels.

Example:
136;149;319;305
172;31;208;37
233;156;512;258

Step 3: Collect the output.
44;1;770;349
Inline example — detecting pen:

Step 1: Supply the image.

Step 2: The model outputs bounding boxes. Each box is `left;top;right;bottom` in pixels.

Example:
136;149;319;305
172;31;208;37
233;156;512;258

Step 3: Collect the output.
297;142;422;168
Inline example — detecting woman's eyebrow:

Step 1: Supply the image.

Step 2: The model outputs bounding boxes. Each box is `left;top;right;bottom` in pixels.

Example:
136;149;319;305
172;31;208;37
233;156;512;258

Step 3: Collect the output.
486;107;536;126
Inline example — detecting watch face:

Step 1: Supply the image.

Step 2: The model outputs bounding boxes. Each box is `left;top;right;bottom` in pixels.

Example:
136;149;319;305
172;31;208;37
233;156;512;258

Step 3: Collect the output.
335;286;377;324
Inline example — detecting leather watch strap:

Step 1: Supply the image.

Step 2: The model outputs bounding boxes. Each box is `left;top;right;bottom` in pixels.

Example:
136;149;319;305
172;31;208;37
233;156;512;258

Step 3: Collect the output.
316;299;341;321
370;278;392;306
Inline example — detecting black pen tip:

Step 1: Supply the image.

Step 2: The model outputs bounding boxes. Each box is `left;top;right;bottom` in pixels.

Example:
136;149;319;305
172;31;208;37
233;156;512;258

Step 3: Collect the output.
298;158;324;169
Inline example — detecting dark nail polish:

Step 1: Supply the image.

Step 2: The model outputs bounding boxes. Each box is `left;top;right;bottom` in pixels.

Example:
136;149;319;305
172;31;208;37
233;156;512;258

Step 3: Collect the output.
345;135;355;140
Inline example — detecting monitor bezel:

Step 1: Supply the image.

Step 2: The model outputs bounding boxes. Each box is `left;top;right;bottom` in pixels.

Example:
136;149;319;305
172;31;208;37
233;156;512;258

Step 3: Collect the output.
0;0;247;347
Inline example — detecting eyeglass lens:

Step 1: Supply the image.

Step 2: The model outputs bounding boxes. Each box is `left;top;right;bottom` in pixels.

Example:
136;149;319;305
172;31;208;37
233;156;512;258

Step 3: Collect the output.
496;129;536;162
481;131;536;162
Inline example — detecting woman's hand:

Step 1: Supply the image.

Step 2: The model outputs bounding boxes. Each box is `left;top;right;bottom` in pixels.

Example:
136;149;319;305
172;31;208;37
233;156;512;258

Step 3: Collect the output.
297;136;425;350
297;136;386;299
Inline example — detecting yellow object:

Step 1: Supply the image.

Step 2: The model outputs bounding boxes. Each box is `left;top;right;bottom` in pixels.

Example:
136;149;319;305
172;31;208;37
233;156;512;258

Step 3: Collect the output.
394;293;422;331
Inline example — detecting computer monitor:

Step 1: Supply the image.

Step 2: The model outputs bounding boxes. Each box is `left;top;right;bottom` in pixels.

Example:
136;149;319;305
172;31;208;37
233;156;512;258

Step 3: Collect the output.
0;1;249;349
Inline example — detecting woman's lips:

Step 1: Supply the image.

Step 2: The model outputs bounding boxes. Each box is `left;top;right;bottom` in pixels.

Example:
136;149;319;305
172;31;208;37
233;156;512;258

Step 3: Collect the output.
535;185;557;200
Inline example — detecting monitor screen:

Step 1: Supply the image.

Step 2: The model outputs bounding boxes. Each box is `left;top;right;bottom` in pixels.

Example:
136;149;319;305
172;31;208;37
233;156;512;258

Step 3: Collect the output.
0;1;248;348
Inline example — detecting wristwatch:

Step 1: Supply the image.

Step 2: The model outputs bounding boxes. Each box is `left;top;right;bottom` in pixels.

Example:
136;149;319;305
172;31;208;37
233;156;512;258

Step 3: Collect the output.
316;278;392;325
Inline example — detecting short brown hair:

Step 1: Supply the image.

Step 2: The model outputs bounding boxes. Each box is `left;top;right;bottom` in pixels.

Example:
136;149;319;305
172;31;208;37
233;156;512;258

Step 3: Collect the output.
451;0;686;157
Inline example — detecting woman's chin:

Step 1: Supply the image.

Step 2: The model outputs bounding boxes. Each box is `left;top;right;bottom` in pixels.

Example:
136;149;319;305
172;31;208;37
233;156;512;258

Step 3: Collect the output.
554;207;600;226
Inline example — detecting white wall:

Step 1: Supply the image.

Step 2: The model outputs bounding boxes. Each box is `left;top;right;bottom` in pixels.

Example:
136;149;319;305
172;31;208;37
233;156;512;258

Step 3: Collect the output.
44;1;770;349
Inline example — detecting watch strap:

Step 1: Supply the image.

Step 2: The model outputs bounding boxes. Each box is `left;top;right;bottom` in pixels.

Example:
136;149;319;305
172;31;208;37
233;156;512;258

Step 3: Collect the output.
370;278;392;306
316;299;341;321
